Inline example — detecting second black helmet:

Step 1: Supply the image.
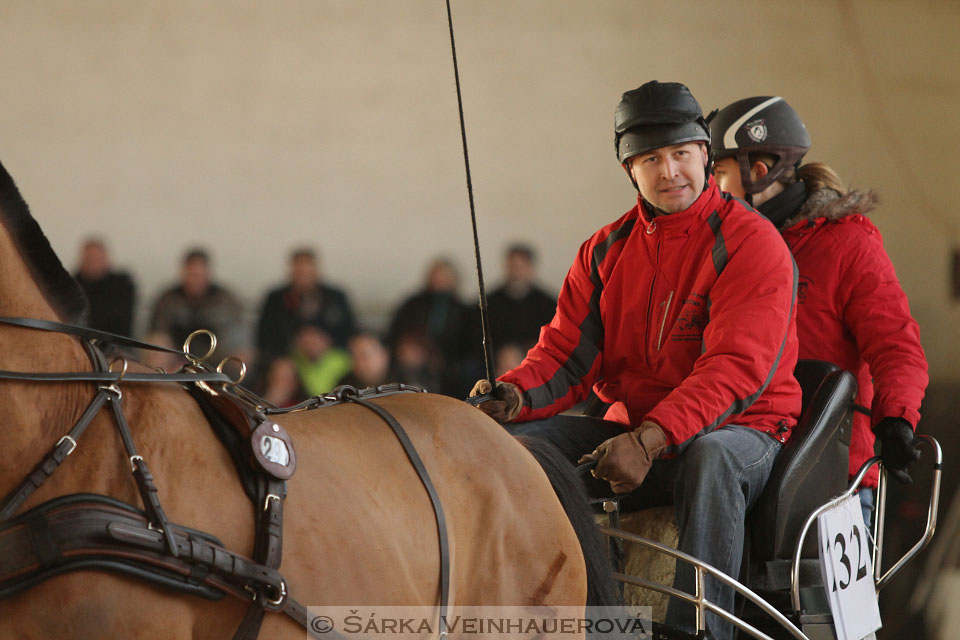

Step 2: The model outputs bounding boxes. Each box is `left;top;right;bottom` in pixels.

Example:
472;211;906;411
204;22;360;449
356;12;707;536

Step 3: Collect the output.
709;96;811;194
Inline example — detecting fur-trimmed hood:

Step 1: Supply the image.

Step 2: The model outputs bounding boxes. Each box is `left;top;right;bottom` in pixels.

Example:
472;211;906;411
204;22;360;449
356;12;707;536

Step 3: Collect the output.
784;187;879;228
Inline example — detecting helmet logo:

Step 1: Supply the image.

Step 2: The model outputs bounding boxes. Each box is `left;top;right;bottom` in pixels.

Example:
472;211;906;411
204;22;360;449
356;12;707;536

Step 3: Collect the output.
745;119;767;142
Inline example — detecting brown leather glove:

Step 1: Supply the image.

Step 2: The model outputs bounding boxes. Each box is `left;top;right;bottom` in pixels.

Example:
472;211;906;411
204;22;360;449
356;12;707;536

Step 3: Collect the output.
469;379;523;422
578;421;668;493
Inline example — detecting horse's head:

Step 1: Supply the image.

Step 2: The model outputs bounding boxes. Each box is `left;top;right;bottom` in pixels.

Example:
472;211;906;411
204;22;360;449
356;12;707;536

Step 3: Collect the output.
0;157;89;323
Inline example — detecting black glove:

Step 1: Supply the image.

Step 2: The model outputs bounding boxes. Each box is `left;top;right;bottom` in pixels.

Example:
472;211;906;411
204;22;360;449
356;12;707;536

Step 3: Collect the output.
874;417;921;484
468;379;523;423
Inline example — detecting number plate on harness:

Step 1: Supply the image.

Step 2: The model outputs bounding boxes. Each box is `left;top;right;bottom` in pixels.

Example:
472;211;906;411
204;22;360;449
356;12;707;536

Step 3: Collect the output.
817;493;881;640
251;420;297;480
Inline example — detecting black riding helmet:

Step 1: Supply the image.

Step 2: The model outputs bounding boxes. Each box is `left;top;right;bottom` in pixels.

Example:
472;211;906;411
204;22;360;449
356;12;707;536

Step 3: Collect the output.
615;81;711;191
709;96;811;195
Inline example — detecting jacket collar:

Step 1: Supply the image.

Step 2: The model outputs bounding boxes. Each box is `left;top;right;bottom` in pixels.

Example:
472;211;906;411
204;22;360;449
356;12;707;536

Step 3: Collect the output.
781;187;879;233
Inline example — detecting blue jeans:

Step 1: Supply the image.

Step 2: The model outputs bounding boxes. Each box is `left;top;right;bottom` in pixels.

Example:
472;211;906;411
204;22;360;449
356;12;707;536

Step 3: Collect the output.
858;487;875;531
509;415;782;640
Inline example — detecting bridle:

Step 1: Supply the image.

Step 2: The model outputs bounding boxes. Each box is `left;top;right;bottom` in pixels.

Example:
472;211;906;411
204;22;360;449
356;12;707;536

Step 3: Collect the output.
0;316;448;640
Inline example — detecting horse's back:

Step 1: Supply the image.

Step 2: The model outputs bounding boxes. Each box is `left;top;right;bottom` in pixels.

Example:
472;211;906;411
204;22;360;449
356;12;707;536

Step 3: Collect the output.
1;390;588;640
271;393;587;613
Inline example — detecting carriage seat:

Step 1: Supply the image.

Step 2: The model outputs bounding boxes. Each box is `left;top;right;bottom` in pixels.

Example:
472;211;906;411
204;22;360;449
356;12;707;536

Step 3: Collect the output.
750;359;856;562
741;360;857;635
585;360;857;628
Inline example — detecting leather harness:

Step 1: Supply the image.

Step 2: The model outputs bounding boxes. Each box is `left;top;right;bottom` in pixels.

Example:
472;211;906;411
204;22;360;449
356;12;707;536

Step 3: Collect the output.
0;317;450;639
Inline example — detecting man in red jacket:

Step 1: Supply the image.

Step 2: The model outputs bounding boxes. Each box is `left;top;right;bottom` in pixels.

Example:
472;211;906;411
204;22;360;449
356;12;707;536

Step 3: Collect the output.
710;96;928;528
471;81;801;640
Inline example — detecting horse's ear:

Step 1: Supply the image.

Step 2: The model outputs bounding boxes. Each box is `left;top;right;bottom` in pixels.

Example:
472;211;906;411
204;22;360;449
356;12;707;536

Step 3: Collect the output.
0;157;90;324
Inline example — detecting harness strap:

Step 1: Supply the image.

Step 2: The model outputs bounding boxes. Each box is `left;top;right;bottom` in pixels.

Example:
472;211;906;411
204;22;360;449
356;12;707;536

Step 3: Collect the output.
262;382;426;415
0;495;286;605
0;369;235;384
186;385;291;640
0;316;187;356
0;390;111;520
104;390;178;557
232;474;288;640
345;397;451;635
0;316;233;385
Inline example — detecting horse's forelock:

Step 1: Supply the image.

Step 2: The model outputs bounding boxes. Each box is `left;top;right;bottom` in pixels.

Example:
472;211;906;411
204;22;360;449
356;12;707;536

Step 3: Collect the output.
0;158;90;324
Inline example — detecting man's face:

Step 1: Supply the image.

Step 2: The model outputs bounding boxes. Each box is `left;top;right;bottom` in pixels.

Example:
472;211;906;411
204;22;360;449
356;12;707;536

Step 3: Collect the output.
712;157;746;199
349;334;389;386
182;258;210;298
427;262;457;292
627;142;708;213
290;255;318;291
79;243;109;279
505;252;534;285
296;326;331;360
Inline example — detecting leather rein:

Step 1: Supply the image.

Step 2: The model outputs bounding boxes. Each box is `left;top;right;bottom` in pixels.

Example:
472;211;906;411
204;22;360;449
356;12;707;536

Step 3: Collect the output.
0;316;449;640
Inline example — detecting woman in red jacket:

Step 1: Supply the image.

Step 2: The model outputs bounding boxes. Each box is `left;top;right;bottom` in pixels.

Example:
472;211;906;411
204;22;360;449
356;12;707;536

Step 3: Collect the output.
709;96;929;527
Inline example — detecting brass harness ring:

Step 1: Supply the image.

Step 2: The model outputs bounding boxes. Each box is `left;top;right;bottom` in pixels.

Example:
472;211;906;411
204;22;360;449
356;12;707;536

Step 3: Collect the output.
108;357;128;383
183;329;217;365
216;356;247;387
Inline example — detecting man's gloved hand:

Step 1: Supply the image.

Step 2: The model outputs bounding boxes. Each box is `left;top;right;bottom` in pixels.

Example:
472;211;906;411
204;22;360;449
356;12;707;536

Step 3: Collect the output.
468;379;523;423
874;417;921;484
578;421;668;494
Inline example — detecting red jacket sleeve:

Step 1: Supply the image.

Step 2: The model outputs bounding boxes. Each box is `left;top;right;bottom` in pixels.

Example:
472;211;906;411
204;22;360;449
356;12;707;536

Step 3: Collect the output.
645;223;798;446
499;237;605;420
838;222;928;429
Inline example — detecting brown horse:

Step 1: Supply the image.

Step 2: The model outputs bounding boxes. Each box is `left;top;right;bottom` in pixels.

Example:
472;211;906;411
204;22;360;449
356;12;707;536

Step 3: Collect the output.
0;159;610;639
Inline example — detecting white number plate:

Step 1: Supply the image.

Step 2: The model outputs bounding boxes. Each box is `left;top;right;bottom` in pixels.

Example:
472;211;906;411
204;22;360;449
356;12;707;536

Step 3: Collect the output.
817;494;881;640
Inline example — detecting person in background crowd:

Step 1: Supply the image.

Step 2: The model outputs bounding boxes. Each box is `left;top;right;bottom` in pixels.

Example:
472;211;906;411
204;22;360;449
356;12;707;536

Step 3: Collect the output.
291;325;352;396
338;332;391;390
140;331;184;373
470;81;801;640
493;343;526;379
261;356;307;407
148;248;248;361
388;331;442;393
74;237;136;337
257;247;357;363
387;257;469;396
710;96;928;526
486;243;557;352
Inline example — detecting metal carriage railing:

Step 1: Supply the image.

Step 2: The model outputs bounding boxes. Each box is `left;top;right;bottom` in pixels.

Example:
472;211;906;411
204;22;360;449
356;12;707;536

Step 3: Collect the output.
596;435;942;640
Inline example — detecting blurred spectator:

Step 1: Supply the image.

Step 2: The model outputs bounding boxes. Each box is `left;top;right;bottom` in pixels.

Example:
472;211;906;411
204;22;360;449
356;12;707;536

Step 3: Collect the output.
73;237;136;337
388;331;441;393
486;243;556;351
387;257;470;396
139;331;184;373
262;357;307;407
291;325;352;396
494;343;526;378
338;332;391;389
257;248;357;363
148;248;248;362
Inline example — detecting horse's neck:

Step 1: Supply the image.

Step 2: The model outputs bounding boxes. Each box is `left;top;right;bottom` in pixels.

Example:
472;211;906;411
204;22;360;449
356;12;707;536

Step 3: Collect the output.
0;224;91;498
0;218;64;319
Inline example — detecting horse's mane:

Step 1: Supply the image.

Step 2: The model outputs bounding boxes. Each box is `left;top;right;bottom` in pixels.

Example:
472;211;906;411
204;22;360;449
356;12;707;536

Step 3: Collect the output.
0;158;89;324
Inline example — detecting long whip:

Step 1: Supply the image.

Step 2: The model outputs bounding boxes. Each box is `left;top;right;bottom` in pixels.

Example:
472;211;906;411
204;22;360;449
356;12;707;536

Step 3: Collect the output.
444;0;496;386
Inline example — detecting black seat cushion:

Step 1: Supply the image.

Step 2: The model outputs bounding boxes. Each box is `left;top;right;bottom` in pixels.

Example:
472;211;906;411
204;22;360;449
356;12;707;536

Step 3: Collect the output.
750;361;857;561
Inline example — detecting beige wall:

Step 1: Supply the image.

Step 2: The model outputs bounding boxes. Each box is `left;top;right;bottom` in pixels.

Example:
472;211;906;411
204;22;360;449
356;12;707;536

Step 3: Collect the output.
1;0;958;381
